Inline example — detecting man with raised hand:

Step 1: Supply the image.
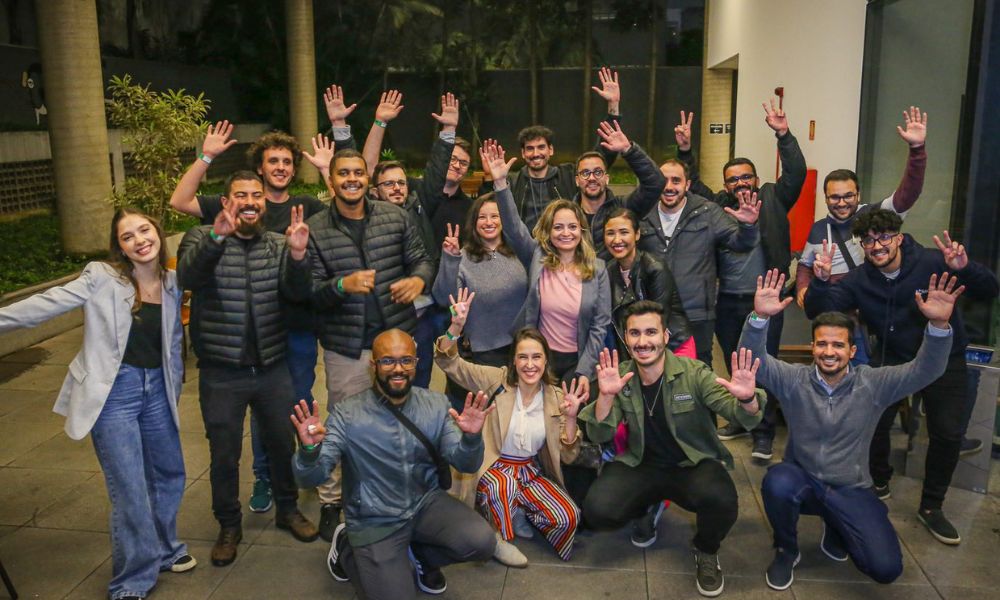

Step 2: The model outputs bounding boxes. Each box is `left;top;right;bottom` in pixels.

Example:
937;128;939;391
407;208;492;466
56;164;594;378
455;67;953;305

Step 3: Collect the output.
743;268;961;589
579;301;765;598
804;209;999;545
481;67;624;231
291;329;500;599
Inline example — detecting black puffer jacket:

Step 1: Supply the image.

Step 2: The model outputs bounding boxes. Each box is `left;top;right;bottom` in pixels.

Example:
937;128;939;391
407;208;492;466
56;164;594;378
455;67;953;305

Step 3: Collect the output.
607;251;693;355
176;227;311;368
307;199;435;358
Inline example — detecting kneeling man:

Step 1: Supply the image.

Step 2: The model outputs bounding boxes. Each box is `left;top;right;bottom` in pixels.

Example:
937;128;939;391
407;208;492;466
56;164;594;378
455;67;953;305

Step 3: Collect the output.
743;269;959;590
580;301;765;597
291;329;498;600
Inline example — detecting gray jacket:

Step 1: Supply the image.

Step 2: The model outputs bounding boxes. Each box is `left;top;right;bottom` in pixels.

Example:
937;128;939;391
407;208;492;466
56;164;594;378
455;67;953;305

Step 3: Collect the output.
637;193;758;321
739;316;952;488
292;386;484;545
496;186;612;378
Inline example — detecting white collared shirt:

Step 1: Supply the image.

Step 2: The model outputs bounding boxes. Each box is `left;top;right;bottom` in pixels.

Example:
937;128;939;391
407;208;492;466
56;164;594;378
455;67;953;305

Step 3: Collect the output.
500;387;546;457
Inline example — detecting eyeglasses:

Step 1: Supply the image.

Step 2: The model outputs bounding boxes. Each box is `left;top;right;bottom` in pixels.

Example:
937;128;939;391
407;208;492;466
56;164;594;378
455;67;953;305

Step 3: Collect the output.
377;179;407;189
449;157;470;169
724;173;756;185
859;233;898;248
577;168;606;180
826;192;858;203
375;356;419;369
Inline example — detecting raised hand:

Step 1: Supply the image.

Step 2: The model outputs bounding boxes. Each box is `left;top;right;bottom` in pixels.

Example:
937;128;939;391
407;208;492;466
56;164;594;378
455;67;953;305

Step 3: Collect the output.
375;89;405;123
323;84;357;126
478;139;518;184
715;348;760;403
560;377;587;419
202;120;238;160
302;133;334;175
595;348;634;398
724;189;761;224
762;98;788;136
431;92;459;131
448;287;476;330
896;106;928;148
389;276;424;304
212;198;238;238
915;272;965;328
812;239;835;282
285;205;309;261
754;268;794;317
290;399;326;446
341;269;376;295
597;120;631;153
674;110;694;151
449;390;496;435
932;230;967;270
442;223;461;257
591;66;621;110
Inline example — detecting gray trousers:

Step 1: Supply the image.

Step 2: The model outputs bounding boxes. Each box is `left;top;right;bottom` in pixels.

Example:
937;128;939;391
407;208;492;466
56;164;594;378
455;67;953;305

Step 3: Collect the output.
342;491;495;600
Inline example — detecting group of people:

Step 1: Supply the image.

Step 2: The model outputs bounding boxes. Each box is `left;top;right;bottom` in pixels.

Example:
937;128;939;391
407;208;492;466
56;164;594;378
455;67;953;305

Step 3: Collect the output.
1;70;997;600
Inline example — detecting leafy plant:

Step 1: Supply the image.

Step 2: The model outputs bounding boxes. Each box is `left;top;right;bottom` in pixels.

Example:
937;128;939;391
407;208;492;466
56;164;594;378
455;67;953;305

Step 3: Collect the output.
0;214;93;295
106;74;209;229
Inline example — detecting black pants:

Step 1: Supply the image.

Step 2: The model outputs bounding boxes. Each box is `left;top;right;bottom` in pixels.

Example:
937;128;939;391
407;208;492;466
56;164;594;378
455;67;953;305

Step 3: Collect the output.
583;459;738;554
868;354;971;510
714;292;784;441
688;319;716;367
445;344;510;412
342;491;495;600
199;363;299;527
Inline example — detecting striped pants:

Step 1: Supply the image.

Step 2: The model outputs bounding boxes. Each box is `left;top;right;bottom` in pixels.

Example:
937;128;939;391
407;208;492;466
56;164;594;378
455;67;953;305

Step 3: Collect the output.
476;455;580;561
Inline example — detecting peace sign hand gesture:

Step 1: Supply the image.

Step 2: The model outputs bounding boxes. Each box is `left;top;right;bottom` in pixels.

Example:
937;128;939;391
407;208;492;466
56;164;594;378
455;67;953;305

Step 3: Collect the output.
442;223;461;257
449;391;496;435
212;198;239;239
285;205;309;261
763;97;788;136
932;230;968;271
674;111;695;151
812;239;835;282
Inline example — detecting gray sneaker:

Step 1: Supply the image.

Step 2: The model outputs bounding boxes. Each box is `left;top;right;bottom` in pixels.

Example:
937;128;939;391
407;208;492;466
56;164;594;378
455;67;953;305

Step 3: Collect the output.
512;508;535;539
717;422;749;441
694;550;724;597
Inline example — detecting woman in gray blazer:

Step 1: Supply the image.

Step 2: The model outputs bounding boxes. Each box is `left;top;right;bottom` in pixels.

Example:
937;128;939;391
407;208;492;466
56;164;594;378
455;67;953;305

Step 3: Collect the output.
0;208;194;600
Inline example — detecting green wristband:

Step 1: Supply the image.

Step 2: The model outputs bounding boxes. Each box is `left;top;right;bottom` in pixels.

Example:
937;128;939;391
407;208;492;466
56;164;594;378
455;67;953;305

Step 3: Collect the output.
302;443;318;452
337;278;344;293
208;229;225;242
374;119;387;128
445;329;459;341
198;152;213;165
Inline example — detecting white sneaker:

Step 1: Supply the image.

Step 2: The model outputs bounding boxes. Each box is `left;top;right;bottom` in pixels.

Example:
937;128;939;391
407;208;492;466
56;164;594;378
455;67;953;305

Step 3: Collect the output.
493;532;528;568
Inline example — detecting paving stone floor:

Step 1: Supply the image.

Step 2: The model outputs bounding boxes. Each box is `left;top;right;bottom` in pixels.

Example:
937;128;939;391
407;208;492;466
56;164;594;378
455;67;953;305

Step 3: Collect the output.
1;325;998;599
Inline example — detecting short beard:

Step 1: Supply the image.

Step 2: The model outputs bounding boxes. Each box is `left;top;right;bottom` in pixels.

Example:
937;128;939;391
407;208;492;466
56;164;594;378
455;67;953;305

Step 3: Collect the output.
377;373;412;399
236;218;264;237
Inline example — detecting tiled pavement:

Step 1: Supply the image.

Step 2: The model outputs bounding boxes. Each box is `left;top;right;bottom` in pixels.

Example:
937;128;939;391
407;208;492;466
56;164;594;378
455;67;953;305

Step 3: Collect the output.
1;326;998;599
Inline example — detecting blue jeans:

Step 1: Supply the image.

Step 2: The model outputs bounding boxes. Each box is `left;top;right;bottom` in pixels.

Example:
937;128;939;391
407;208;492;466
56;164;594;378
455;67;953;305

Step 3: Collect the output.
762;462;902;584
252;329;317;481
413;308;445;389
91;364;187;600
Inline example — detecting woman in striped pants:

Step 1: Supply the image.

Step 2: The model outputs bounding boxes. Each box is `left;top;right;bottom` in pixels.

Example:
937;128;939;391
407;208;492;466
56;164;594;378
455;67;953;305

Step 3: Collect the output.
434;289;585;563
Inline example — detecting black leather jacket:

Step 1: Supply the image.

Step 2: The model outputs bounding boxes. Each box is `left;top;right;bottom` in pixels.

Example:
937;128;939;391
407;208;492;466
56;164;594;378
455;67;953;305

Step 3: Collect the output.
607;250;693;355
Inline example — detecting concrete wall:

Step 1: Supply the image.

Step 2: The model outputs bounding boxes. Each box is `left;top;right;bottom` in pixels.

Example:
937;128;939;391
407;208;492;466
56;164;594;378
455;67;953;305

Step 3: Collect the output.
705;0;868;221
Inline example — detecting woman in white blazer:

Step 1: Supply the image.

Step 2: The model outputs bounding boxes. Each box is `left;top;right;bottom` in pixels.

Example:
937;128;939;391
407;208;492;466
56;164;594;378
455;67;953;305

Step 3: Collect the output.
0;208;193;600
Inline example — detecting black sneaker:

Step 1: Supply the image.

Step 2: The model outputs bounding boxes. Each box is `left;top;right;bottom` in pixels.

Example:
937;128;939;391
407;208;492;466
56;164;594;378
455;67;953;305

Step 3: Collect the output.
751;437;774;461
319;503;341;543
168;554;198;573
717;422;749;441
694;550;724;597
327;523;350;582
873;483;891;500
917;508;961;545
820;522;848;562
765;548;801;591
959;437;983;456
409;547;447;594
630;501;666;548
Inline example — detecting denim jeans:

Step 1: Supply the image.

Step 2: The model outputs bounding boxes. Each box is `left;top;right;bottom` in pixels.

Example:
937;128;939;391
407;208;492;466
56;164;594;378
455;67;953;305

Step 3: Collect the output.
251;328;317;481
91;364;187;600
762;462;902;584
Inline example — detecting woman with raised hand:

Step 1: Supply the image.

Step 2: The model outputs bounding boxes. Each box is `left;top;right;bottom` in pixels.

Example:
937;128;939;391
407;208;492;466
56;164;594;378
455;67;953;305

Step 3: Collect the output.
480;138;612;388
431;192;529;370
0;208;193;600
603;206;696;359
434;288;584;564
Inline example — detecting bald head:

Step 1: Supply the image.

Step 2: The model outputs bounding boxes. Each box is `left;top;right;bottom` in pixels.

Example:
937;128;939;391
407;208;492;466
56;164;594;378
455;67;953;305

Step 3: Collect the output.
372;329;417;359
371;329;419;402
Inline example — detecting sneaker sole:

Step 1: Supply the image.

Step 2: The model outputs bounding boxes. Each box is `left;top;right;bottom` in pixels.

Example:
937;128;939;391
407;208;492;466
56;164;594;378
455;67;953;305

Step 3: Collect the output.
765;554;801;591
696;574;725;597
248;500;273;513
408;547;447;594
327;525;350;582
917;513;961;545
169;557;198;573
630;502;667;548
751;451;774;460
717;431;750;441
959;440;983;456
820;525;849;562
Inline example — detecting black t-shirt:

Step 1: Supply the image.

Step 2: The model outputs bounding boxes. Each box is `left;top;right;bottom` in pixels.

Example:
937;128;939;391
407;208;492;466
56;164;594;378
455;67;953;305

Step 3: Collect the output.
122;302;162;369
197;194;327;232
341;216;385;349
640;376;688;468
429;191;472;248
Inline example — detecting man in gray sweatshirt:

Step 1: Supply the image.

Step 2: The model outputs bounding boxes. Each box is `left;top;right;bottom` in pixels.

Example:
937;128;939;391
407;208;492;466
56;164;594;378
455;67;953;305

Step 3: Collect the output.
739;269;961;591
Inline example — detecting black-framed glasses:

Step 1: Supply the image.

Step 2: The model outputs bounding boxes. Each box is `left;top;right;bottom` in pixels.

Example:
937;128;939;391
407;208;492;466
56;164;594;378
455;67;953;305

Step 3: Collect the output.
826;192;858;203
859;232;898;248
375;356;419;369
449;157;470;169
377;179;407;189
724;173;756;185
577;168;606;179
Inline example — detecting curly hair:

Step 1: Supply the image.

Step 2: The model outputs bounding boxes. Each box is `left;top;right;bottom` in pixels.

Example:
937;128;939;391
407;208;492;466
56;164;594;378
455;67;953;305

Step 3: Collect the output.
532;199;597;281
851;208;903;238
247;130;302;171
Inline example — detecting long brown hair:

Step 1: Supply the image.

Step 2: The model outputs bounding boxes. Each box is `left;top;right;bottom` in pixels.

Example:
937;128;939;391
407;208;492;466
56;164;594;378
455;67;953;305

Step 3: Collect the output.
106;208;168;313
505;327;559;387
532;199;597;280
463;193;515;262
